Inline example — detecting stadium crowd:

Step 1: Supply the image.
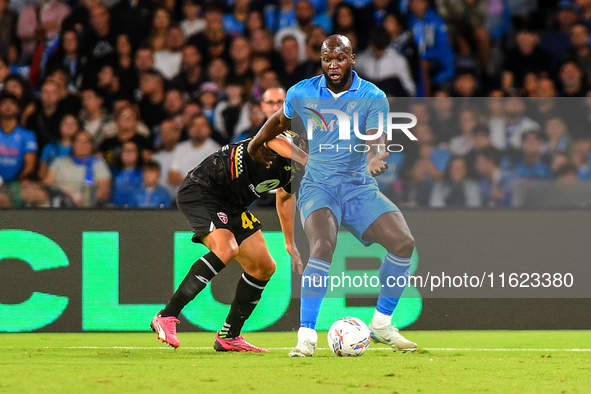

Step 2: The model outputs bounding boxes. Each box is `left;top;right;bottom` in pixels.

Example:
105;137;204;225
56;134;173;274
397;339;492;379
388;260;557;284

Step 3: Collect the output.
1;0;591;208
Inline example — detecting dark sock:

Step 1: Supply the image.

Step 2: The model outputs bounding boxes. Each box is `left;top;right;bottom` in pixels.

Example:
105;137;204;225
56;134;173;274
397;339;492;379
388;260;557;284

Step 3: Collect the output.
219;272;268;339
161;252;226;318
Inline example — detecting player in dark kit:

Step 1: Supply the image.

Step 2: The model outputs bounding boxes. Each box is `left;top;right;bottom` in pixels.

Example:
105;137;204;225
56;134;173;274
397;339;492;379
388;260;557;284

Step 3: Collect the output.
151;133;307;352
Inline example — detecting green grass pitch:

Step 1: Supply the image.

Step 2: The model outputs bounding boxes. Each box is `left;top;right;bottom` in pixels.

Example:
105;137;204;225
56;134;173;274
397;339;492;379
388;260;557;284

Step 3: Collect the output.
2;331;590;393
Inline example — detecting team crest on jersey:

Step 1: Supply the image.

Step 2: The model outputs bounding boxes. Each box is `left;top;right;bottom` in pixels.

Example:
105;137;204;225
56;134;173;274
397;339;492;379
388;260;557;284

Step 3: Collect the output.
217;212;228;224
347;102;358;113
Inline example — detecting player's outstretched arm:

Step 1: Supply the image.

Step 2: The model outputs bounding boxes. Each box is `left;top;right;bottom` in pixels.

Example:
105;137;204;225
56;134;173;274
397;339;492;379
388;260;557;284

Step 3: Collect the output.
266;134;308;166
248;109;290;165
276;188;303;275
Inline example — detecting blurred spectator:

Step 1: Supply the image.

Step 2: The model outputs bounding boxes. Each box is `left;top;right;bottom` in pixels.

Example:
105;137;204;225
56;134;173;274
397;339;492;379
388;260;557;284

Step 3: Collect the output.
206;57;230;91
79;88;112;148
168;114;220;186
558;60;587;97
0;56;9;91
0;92;37;183
170;44;204;100
274;0;316;62
149;8;172;52
162;89;186;128
564;23;591;85
17;0;71;63
435;0;490;68
111;139;143;206
46;29;86;92
475;146;512;206
401;157;432;207
233;100;266;142
278;35;304;89
137;69;167;131
244;9;266;38
449;107;480;156
577;0;591;31
511;131;553;180
44;130;111;207
490;96;539;154
197;82;219;126
355;26;416;97
96;64;122;111
188;17;230;67
180;0;206;38
223;0;251;36
3;73;36;124
312;0;340;34
152;118;181;199
98;103;153;167
38;113;78;180
264;0;296;33
502;22;551;91
554;161;579;183
407;0;455;95
129;160;172;207
358;0;400;48
550;151;572;175
115;34;138;99
228;35;253;87
20;178;76;207
429;156;481;207
249;28;283;71
213;80;250;143
83;4;120;88
332;3;358;35
542;1;581;69
154;24;185;80
26;79;67;150
384;12;421;87
0;0;18;61
431;90;457;143
46;66;81;114
296;26;325;78
110;0;154;48
544;116;573;157
61;0;100;38
452;69;480;97
572;135;591;180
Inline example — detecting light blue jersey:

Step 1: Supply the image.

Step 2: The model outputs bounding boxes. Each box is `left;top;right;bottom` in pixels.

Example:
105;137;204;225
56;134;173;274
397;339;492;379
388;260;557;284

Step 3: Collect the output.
284;71;399;245
284;71;390;187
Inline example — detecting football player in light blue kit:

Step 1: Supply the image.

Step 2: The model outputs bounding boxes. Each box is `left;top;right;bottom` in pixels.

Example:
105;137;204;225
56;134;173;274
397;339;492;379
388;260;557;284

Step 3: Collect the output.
249;34;418;357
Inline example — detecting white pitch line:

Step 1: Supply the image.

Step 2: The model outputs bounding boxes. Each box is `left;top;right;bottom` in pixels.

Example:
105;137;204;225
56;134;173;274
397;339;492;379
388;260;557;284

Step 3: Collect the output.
22;346;591;352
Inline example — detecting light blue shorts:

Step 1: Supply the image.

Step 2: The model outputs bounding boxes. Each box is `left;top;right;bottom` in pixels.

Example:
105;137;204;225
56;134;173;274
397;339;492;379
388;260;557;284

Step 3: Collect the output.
297;179;400;246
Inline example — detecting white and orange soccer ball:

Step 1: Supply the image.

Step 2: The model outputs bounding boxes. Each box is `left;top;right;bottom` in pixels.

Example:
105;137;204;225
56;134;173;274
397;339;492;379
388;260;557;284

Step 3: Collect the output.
327;317;371;357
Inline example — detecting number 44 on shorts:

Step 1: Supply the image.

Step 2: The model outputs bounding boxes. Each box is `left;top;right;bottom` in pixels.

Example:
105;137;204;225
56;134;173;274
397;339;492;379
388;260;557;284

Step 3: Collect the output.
241;212;260;229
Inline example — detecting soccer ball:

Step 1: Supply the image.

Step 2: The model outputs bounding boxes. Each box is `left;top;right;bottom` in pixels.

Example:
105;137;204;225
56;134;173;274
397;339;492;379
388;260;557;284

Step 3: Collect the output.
327;317;371;357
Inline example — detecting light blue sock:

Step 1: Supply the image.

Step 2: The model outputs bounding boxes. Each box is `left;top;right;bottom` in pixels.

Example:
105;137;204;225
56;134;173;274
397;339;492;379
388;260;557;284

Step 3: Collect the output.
300;257;330;329
376;253;411;316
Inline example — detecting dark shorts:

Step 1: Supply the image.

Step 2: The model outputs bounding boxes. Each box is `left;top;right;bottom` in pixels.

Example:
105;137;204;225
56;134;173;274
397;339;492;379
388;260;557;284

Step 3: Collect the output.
176;177;262;245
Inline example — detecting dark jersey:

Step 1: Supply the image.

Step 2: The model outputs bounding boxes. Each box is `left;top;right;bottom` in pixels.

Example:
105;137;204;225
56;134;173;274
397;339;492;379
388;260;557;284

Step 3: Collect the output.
187;138;293;207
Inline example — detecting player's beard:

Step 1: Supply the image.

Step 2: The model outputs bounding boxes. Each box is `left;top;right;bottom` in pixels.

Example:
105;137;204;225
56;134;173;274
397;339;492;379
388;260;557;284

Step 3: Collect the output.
323;67;353;91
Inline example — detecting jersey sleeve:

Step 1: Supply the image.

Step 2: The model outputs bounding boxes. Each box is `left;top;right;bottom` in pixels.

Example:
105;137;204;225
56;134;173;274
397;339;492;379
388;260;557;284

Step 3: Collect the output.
40;144;52;163
283;85;296;119
365;92;390;132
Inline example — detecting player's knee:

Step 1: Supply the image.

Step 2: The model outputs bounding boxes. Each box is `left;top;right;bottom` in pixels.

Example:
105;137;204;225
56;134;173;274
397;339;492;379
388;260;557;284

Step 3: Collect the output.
310;238;336;261
393;234;415;258
249;259;276;281
212;240;239;263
